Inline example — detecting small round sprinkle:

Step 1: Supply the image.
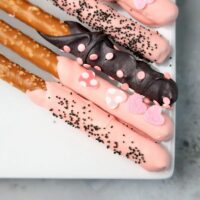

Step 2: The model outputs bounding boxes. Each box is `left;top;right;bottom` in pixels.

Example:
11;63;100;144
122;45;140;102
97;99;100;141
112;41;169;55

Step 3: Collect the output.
144;98;151;104
83;64;91;68
105;53;114;60
116;70;124;78
121;83;129;91
76;57;83;65
163;97;171;105
164;72;171;80
63;45;71;53
137;71;146;80
94;66;101;71
89;54;98;60
78;44;86;52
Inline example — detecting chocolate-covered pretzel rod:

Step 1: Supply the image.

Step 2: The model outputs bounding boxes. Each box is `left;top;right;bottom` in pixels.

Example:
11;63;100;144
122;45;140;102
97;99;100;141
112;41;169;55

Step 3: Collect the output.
0;20;174;141
40;21;178;106
0;54;170;171
0;1;178;105
51;0;171;63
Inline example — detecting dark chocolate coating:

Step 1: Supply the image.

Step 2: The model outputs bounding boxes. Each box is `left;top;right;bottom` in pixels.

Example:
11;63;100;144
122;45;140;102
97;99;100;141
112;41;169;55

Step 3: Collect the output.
39;21;178;105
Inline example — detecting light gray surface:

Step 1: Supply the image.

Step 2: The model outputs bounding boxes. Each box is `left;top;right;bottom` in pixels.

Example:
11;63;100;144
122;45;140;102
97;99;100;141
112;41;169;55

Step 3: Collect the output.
0;0;199;199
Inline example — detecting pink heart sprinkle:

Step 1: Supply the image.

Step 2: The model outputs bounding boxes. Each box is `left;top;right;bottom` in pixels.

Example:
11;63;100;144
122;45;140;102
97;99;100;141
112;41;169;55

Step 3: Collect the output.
78;70;99;88
105;88;127;109
127;93;147;114
144;105;165;126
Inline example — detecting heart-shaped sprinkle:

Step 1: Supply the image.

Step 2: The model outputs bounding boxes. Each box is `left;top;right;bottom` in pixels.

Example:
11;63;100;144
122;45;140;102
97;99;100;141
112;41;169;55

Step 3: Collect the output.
78;70;99;88
78;44;86;52
76;57;83;65
105;88;127;109
89;54;98;61
63;45;71;53
105;52;114;60
137;71;146;80
116;70;124;78
144;105;165;126
127;93;147;114
134;0;155;10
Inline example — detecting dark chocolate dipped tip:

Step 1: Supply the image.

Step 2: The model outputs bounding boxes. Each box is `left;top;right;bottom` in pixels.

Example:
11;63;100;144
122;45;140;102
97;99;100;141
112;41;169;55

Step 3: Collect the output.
39;21;178;106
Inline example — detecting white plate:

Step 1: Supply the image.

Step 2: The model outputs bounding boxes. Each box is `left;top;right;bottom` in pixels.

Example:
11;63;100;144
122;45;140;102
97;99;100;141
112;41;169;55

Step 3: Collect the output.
0;0;176;179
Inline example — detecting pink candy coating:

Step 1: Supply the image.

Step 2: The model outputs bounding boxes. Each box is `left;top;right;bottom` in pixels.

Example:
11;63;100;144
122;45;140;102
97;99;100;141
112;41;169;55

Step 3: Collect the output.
105;53;114;60
78;44;86;52
90;54;98;60
137;71;146;80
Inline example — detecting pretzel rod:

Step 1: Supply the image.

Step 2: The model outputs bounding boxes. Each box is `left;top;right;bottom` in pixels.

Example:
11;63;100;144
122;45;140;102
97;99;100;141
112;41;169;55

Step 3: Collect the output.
0;20;58;77
0;0;70;36
0;54;46;92
0;54;170;171
0;1;178;105
0;21;173;141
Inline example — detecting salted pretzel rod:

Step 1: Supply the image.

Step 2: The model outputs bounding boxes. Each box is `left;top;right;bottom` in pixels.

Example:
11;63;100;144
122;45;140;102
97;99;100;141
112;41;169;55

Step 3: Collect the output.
0;54;170;171
0;54;46;92
0;0;70;36
0;20;173;141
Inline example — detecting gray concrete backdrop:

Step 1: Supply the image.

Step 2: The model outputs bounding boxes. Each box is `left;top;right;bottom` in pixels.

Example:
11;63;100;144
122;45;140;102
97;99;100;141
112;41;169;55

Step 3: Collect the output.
0;0;199;199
